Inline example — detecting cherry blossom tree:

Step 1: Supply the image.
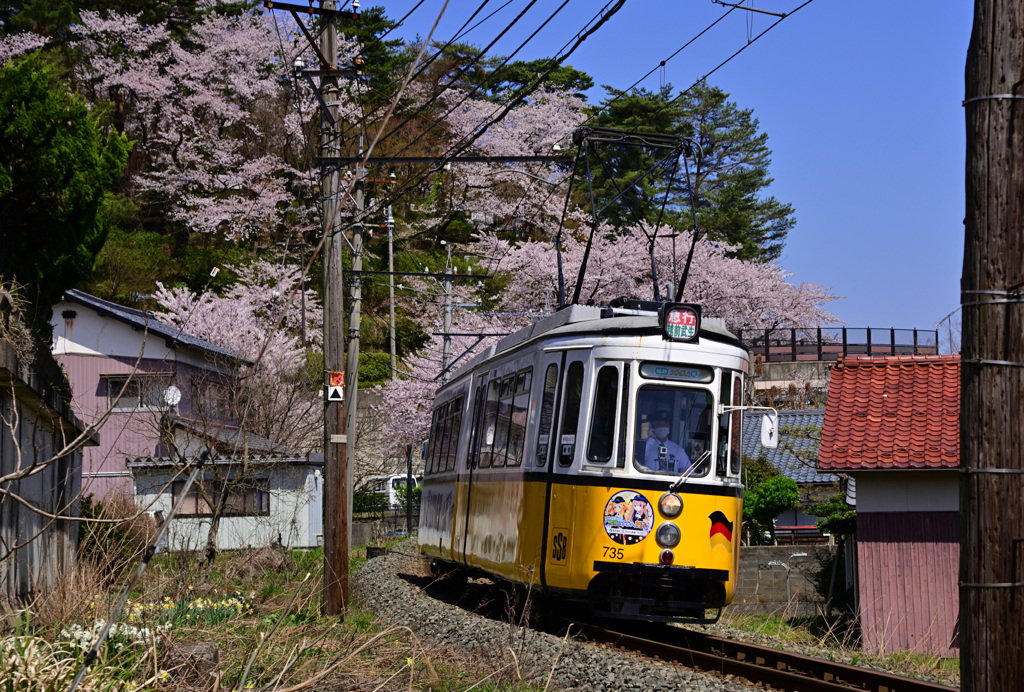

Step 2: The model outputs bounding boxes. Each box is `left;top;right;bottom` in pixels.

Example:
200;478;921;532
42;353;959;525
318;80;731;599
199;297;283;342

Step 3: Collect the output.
68;6;367;241
474;220;837;330
374;217;838;453
153;259;323;450
0;29;44;64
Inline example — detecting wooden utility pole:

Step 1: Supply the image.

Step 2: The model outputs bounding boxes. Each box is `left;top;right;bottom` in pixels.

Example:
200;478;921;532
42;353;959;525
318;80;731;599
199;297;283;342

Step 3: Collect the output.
962;2;1024;688
319;0;347;617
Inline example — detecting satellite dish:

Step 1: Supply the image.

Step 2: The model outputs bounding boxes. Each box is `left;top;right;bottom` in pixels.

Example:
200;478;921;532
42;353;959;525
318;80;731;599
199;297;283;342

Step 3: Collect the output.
163;385;182;407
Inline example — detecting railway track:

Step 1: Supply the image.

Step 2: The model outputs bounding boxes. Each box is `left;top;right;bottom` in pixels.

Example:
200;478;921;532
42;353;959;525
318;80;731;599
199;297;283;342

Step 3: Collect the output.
409;562;959;692
571;621;959;692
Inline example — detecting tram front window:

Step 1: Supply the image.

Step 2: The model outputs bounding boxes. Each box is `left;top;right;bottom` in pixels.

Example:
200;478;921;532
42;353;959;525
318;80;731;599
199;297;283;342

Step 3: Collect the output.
634;386;713;477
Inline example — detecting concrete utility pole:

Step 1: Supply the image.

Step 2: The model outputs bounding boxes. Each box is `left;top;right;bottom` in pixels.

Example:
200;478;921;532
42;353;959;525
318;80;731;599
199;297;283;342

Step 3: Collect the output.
962;2;1024;689
441;250;453;384
345;160;365;544
388;206;397;380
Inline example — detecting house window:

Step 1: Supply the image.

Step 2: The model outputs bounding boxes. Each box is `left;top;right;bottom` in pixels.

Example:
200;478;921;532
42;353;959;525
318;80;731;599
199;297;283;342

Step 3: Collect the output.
171;478;270;517
192;379;233;420
105;374;171;411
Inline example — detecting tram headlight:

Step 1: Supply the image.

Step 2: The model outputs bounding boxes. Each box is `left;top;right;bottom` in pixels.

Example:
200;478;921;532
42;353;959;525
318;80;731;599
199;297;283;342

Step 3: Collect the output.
659;492;683;518
656;522;681;548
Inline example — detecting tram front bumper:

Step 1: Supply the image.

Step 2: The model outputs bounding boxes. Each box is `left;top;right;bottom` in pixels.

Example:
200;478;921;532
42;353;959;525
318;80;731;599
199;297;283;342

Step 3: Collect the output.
587;561;729;624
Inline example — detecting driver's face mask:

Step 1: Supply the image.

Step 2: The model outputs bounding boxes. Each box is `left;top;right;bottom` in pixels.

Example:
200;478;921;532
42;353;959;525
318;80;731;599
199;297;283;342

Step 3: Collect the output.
653;426;670;440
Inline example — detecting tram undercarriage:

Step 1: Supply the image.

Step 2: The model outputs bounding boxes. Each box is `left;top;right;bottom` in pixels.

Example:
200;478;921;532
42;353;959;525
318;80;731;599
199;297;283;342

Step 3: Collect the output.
586;563;728;624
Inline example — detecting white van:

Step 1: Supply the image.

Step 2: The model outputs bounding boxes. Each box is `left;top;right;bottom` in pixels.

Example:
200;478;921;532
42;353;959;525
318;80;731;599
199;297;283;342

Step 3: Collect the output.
361;474;420;509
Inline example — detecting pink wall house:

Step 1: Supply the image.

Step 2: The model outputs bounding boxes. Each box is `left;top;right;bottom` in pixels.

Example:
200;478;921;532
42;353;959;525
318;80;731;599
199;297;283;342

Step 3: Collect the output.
51;290;246;500
819;355;960;657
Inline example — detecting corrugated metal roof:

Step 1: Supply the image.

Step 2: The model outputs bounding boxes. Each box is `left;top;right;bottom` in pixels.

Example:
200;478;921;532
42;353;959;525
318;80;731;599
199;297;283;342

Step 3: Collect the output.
63;289;241;361
127;455;316;468
171;417;295;456
742;409;838;485
819;355;960;471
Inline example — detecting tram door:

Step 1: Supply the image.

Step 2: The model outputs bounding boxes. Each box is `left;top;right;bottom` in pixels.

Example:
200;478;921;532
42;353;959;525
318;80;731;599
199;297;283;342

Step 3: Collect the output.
542;350;588;590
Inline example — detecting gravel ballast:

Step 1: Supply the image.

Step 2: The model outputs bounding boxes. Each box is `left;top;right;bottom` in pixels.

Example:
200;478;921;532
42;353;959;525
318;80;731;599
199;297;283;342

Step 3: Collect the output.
354;544;761;691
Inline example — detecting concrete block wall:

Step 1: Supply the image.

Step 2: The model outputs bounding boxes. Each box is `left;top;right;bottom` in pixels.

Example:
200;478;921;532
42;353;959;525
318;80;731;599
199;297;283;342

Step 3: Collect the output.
731;545;831;618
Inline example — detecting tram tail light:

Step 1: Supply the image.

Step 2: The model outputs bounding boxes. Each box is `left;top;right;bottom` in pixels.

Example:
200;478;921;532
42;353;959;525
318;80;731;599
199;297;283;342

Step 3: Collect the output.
660;549;674;565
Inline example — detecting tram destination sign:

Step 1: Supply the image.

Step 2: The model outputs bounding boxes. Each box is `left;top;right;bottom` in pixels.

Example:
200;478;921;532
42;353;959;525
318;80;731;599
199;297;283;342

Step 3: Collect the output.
639;362;714;383
659;303;701;342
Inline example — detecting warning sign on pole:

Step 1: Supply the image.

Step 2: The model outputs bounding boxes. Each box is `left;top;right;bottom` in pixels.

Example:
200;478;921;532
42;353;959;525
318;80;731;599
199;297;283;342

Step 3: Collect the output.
327;371;344;402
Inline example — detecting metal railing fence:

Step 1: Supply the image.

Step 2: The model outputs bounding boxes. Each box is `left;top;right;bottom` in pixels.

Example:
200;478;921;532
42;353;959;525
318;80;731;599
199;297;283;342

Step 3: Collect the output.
735;327;939;363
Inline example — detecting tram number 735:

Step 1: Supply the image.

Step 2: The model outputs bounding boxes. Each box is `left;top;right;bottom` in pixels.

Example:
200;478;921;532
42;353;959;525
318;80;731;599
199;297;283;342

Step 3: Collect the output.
602;546;624;560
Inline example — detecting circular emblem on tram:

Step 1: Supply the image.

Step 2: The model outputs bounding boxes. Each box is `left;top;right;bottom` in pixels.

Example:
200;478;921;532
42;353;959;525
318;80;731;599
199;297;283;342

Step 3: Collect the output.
603;490;654;545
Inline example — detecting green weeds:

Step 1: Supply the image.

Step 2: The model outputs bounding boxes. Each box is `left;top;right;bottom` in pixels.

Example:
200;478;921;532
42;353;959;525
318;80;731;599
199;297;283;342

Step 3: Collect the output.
719;610;959;686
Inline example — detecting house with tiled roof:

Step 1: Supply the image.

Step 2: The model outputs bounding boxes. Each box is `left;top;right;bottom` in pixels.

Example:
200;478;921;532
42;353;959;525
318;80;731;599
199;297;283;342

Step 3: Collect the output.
50;290;323;550
742;409;840;542
51;289;249;499
819;355;960;657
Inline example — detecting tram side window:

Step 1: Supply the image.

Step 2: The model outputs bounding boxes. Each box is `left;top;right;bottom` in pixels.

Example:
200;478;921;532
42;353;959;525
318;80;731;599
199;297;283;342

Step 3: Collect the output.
717;377;731;477
466;385;485;470
477;379;501;468
616;365;630;467
425;406;441;475
587;365;619;463
491;375;515;467
559;361;585;467
506;370;532;467
445;397;464;472
429;402;449;475
436;401;453;473
730;374;743;475
535;364;559;467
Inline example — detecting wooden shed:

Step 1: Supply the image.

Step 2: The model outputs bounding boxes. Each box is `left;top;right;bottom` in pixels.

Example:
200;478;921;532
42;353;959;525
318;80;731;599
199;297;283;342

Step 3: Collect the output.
819;355;959;657
0;338;96;600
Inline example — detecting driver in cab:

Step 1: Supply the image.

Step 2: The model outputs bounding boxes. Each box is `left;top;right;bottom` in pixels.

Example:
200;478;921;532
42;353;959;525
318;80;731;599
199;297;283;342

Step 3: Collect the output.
643;409;690;473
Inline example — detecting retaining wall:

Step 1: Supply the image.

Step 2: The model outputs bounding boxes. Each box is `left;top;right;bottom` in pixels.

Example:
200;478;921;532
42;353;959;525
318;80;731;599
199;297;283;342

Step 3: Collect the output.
731;544;832;618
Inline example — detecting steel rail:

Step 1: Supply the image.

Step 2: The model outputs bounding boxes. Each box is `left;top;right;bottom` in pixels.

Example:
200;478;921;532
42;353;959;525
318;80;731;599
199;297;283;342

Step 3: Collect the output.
572;623;959;692
415;563;957;691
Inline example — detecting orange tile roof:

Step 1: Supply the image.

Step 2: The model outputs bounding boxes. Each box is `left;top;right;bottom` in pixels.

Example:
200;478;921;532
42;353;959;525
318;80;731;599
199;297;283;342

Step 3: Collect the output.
819;355;960;471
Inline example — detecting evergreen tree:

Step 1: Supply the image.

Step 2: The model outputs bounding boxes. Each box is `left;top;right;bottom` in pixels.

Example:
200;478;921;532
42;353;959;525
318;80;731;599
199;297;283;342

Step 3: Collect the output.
0;51;130;327
581;85;685;232
586;83;795;262
481;57;593;100
677;83;794;262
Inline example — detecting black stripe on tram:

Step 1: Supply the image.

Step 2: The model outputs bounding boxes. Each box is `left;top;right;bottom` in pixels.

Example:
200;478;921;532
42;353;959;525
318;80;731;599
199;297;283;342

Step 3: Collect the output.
422;470;744;499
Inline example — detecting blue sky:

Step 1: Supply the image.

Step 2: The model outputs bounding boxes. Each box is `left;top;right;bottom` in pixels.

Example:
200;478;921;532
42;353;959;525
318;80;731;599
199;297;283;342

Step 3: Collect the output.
373;1;972;333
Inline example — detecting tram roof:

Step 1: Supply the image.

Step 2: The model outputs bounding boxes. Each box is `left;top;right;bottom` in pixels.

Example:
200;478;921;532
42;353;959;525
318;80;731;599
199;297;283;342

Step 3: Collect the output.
451;304;743;381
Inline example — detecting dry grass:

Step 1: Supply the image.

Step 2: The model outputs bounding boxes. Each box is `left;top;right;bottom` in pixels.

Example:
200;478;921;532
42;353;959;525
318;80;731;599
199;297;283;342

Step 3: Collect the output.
19;560;106;630
719;610;960;687
0;530;548;692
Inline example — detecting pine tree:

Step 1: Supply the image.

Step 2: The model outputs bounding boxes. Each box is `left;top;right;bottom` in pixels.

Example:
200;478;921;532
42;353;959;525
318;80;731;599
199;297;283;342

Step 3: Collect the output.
586;83;795;262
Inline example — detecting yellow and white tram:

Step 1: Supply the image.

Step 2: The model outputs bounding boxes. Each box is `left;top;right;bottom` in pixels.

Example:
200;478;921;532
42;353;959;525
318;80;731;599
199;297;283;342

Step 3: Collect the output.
418;301;775;623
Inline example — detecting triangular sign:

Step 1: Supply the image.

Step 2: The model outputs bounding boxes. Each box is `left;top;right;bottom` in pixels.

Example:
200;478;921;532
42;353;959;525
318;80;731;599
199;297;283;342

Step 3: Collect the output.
327;385;344;402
